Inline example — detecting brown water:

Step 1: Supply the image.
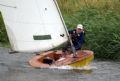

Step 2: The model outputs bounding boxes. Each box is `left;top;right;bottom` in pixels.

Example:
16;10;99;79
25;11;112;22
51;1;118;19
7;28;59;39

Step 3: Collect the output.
0;47;120;81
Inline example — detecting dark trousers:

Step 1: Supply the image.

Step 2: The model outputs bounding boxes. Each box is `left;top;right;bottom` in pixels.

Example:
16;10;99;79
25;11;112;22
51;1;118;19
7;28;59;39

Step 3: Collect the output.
62;41;82;53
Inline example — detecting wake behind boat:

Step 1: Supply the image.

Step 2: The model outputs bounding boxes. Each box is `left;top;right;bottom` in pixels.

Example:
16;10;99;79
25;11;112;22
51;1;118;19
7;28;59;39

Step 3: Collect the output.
29;50;94;68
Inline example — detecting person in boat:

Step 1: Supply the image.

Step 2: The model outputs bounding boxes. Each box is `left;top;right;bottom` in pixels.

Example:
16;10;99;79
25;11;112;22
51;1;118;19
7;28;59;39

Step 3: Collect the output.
62;24;85;54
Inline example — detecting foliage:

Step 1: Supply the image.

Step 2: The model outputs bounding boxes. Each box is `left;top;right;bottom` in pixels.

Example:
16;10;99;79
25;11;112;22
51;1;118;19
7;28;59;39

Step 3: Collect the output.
0;12;9;47
58;0;120;60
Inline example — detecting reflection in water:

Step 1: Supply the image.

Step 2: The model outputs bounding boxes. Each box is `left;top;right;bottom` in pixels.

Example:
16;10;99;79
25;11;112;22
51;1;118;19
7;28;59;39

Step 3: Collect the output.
71;69;93;74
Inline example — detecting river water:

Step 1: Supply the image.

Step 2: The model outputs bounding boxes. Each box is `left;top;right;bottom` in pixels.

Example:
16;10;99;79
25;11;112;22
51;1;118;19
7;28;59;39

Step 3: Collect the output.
0;47;120;81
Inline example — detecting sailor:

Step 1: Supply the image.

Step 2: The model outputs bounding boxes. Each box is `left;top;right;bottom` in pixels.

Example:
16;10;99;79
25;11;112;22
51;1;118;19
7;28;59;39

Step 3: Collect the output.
62;24;85;54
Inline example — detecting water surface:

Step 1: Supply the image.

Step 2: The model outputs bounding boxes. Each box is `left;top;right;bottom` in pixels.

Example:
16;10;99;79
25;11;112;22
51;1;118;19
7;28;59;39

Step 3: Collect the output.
0;47;120;81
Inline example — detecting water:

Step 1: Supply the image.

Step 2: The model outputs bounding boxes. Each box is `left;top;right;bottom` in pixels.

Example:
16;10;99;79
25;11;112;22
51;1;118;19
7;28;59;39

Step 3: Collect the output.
0;47;120;81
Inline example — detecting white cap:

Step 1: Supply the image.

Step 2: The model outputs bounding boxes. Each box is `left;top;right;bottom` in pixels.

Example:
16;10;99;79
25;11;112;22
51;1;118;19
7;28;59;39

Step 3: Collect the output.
77;24;83;29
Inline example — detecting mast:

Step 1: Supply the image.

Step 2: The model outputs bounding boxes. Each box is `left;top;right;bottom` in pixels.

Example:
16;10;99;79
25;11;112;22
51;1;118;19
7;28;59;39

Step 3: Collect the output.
53;0;77;56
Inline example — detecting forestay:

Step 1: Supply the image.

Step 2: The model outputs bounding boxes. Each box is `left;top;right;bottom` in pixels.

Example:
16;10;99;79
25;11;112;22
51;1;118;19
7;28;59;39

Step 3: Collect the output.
0;0;68;52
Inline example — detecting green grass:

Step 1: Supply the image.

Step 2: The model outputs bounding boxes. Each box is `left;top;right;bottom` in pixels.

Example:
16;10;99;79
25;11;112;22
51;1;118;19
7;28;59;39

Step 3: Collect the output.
57;0;120;14
0;0;120;60
57;0;120;60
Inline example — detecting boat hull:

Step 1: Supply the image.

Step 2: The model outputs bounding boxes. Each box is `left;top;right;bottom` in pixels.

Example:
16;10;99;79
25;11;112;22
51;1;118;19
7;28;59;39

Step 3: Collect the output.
68;53;94;67
29;50;94;68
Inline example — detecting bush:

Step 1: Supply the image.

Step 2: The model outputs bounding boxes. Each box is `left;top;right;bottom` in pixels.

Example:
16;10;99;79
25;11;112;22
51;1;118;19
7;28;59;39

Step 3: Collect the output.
0;13;9;47
61;4;120;60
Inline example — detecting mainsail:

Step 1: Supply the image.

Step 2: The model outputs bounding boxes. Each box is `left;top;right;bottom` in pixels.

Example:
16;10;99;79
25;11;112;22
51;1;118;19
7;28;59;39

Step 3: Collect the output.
0;0;68;52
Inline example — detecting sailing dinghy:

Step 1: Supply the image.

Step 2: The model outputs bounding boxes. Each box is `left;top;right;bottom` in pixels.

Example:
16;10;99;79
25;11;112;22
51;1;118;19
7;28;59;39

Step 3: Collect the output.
29;50;94;68
0;0;94;68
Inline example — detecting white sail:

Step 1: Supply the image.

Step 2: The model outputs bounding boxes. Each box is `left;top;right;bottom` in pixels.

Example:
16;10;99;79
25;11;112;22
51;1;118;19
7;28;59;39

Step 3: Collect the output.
0;0;68;52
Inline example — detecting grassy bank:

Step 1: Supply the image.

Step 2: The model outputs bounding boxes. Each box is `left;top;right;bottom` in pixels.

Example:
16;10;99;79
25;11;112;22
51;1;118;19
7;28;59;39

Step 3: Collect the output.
57;0;120;60
0;0;120;60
